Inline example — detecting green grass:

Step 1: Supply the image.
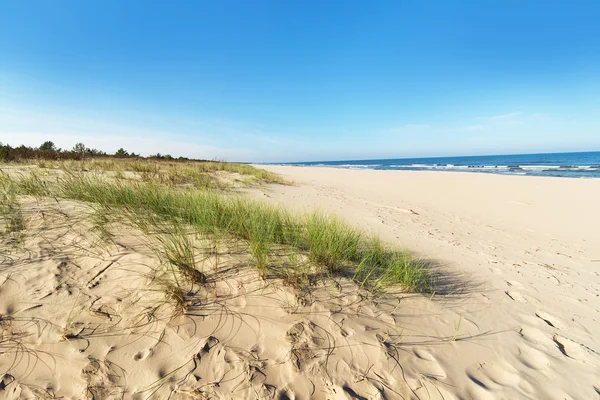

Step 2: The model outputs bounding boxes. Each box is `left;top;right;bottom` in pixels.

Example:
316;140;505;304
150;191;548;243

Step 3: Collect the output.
154;222;208;286
34;158;288;187
305;213;362;273
1;171;431;292
0;173;27;246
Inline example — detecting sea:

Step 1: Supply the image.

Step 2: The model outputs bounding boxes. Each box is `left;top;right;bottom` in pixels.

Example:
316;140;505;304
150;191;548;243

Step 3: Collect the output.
278;151;600;178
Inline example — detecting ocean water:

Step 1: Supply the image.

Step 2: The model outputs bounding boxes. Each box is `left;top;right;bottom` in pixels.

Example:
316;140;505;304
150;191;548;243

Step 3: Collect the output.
280;151;600;178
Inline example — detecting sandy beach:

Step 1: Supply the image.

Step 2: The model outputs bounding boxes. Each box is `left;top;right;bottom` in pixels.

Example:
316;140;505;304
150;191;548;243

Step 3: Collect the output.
249;165;600;399
3;0;599;397
1;163;599;399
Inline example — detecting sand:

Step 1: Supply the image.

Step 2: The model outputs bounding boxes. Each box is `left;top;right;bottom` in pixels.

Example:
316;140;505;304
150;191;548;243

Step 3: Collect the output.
249;166;600;399
1;166;599;399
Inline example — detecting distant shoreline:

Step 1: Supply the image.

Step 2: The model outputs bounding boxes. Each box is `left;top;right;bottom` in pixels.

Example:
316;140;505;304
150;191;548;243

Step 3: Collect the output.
262;151;600;178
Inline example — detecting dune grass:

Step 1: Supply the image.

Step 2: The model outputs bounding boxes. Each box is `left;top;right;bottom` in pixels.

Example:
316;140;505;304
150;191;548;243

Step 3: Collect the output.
1;171;432;293
0;174;27;248
0;182;24;237
32;158;288;187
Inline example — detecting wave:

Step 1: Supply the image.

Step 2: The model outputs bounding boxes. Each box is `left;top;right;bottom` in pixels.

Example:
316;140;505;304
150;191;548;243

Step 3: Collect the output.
275;159;600;178
335;164;382;169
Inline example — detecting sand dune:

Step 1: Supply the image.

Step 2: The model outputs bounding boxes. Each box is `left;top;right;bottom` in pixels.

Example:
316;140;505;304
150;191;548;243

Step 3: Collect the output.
1;165;599;399
0;195;449;400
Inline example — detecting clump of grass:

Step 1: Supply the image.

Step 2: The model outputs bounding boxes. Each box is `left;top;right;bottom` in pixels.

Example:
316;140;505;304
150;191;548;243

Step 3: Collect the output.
155;223;207;286
354;238;430;292
200;161;287;184
235;200;289;275
119;212;210;316
89;206;115;248
280;251;314;296
15;172;50;197
157;278;188;316
0;174;25;240
305;213;362;273
4;172;432;292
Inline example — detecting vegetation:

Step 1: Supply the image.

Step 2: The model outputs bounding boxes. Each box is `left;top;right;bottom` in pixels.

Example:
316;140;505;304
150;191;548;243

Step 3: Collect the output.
39;140;57;152
1;140;430;293
0;157;433;397
0;170;432;293
1;141;109;161
0;140;286;185
0;180;25;241
1;140;189;162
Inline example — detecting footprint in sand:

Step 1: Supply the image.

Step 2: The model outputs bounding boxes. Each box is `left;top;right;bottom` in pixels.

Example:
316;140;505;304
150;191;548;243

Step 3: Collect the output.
340;384;374;400
411;349;447;379
518;379;535;397
134;349;152;361
0;374;21;400
481;361;521;388
339;326;354;337
464;377;497;400
413;348;435;361
517;345;549;370
520;326;552;346
506;280;524;289
535;311;566;330
552;335;588;361
467;372;502;398
505;290;536;304
465;360;521;395
278;389;295;400
230;295;247;308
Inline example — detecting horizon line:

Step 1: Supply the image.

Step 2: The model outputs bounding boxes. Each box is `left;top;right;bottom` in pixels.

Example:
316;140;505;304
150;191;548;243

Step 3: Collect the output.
261;149;600;165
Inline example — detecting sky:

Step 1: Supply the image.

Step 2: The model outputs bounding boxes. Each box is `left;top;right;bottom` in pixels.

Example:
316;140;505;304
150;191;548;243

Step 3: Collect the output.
1;0;599;162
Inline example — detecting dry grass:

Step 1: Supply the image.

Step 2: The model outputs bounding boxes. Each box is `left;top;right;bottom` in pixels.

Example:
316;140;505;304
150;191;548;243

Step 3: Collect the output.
28;158;288;187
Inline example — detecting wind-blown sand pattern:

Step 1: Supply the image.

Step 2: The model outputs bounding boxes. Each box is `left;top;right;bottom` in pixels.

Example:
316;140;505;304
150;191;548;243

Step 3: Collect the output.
1;164;599;399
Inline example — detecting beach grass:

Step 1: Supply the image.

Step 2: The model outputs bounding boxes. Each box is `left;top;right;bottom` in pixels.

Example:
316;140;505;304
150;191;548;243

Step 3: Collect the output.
31;158;288;187
0;169;431;293
0;178;24;237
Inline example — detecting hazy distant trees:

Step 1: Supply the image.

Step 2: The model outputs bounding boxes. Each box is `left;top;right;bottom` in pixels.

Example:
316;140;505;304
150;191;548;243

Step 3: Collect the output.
0;142;10;161
114;148;129;157
39;141;57;151
0;141;103;161
86;147;108;157
114;148;141;158
0;140;201;162
73;142;86;154
149;153;173;160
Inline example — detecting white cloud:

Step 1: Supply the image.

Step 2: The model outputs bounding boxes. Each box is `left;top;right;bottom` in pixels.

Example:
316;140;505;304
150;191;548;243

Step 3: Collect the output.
464;125;485;131
529;113;551;120
502;120;522;126
471;111;550;129
489;112;520;120
403;123;431;129
383;123;431;134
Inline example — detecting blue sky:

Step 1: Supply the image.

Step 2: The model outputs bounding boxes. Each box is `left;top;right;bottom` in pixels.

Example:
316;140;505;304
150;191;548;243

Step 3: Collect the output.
1;0;599;162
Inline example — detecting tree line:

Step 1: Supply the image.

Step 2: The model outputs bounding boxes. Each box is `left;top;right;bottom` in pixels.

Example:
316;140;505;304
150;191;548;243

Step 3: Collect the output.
0;141;197;162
